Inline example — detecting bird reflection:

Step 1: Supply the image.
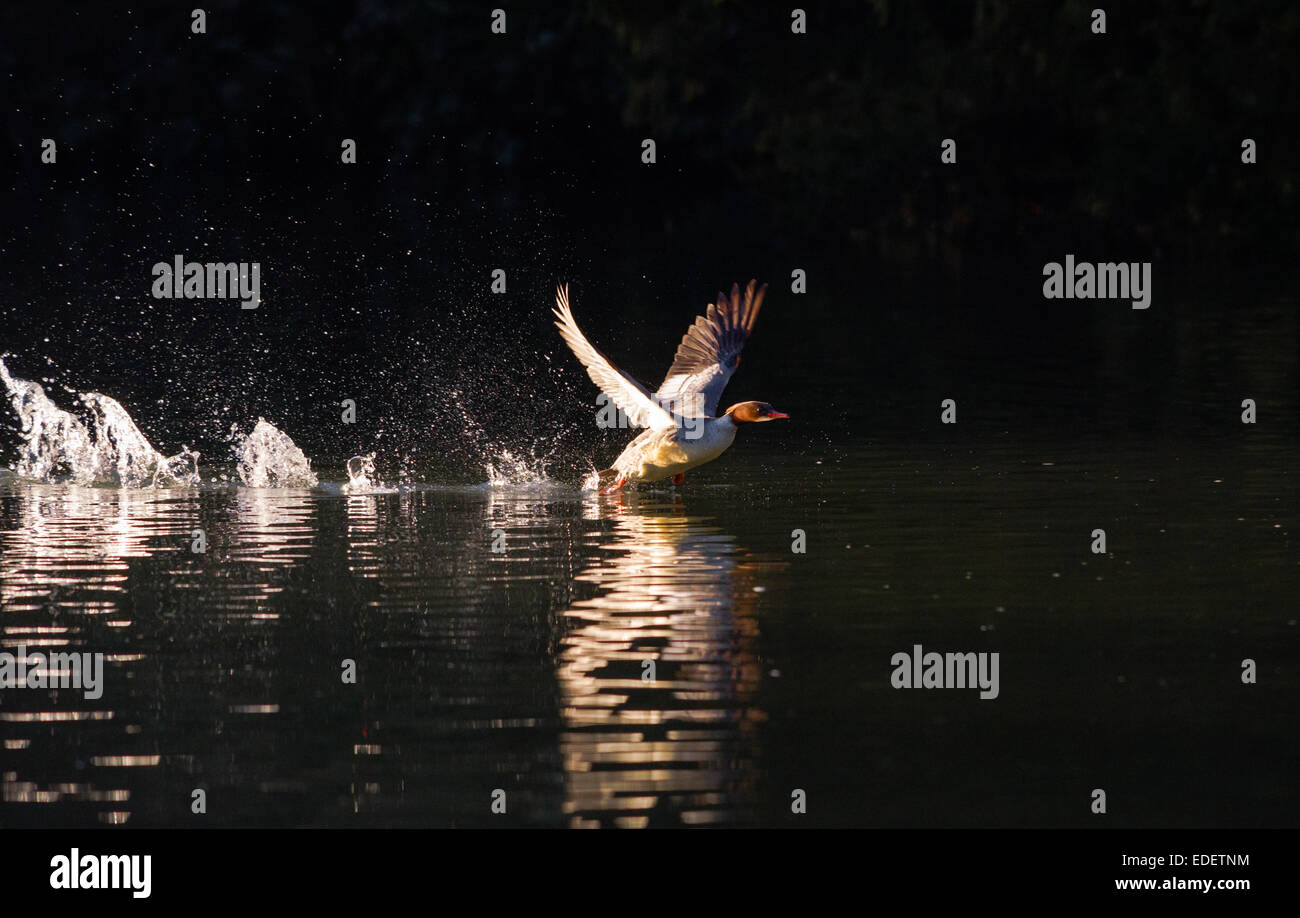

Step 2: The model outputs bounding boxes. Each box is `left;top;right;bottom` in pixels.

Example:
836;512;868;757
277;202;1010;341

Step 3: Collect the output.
559;493;767;827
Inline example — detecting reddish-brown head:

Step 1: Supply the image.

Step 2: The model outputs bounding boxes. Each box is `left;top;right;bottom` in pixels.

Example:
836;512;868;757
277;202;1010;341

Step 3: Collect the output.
725;401;789;423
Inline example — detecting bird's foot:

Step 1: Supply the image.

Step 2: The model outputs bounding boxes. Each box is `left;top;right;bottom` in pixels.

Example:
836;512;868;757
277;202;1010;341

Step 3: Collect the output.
600;475;627;494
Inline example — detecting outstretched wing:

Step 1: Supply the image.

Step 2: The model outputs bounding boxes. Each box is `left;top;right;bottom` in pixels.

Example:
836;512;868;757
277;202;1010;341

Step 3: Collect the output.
553;284;676;430
654;280;767;418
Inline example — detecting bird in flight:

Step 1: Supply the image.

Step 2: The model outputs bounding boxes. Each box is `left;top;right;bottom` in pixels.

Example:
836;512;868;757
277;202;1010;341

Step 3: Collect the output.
553;279;787;492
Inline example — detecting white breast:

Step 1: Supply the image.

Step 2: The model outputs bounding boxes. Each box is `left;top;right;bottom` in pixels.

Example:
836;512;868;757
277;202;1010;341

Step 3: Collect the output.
617;415;738;482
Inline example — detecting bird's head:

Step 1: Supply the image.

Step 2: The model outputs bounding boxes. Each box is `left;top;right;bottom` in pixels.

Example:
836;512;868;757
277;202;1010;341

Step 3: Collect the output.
725;401;789;423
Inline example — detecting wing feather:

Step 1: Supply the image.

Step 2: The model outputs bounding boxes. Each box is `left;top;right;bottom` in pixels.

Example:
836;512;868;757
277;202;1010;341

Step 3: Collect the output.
654;280;767;417
553;284;676;430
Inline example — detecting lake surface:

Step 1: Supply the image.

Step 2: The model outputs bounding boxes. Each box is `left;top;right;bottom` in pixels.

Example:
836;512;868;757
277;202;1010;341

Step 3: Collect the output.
1;428;1296;828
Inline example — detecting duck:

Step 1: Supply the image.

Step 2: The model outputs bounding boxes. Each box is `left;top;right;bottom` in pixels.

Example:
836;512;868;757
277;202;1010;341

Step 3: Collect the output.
553;279;787;492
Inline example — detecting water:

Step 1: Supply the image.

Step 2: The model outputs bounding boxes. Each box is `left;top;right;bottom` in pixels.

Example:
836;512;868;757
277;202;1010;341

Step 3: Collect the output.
1;284;1298;828
2;445;1295;827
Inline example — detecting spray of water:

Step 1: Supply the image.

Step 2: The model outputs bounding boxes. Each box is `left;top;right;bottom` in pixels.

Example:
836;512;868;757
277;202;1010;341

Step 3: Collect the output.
441;388;558;485
1;357;199;487
3;356;582;491
483;449;551;486
345;454;376;490
228;418;319;487
342;453;397;493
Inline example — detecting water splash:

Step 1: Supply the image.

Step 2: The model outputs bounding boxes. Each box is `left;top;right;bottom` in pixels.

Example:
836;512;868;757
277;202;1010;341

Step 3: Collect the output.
229;419;318;487
345;454;376;491
484;448;550;486
342;453;396;493
4;356;567;490
1;358;199;487
439;389;556;485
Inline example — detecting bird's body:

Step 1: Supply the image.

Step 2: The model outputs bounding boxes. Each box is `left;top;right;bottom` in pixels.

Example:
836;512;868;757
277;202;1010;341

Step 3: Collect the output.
595;413;740;488
553;280;786;492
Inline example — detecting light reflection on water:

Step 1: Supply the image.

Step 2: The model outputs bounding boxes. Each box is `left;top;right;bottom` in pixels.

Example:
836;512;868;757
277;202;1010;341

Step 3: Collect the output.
560;497;773;827
0;478;779;827
0;486;187;613
0;484;323;824
1;431;1296;828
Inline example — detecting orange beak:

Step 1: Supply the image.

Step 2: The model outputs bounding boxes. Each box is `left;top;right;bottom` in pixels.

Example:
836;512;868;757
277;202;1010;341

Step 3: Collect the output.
768;410;789;419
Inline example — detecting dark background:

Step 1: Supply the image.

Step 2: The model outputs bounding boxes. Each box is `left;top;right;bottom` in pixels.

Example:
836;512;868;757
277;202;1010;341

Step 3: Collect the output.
1;0;1297;477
